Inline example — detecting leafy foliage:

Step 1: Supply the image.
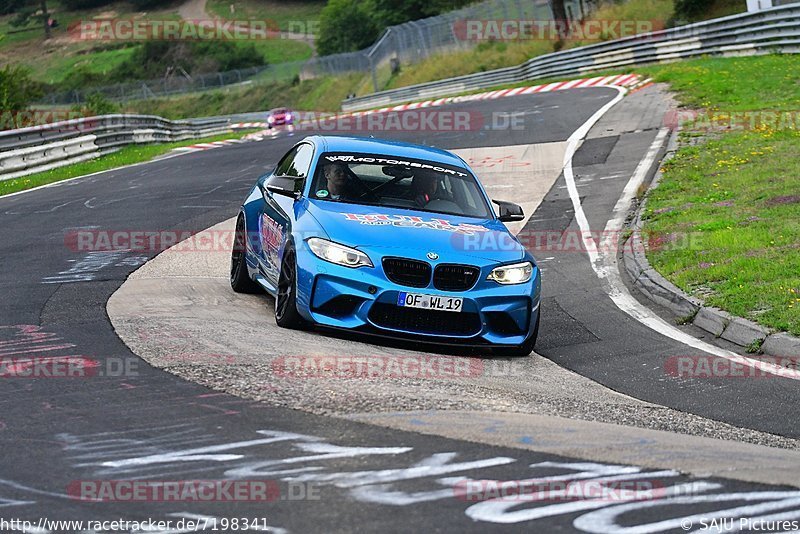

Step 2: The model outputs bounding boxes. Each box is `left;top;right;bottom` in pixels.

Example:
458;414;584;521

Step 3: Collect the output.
0;64;43;116
72;92;117;115
317;0;474;55
316;0;379;55
54;41;266;91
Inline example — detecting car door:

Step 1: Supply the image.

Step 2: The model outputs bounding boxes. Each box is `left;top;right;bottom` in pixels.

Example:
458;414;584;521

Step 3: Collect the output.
257;142;314;285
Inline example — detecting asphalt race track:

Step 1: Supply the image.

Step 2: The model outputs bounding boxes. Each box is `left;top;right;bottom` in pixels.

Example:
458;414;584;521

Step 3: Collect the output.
1;85;799;532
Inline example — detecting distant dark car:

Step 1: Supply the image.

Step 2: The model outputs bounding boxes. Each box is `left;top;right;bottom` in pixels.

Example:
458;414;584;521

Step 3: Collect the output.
267;108;293;128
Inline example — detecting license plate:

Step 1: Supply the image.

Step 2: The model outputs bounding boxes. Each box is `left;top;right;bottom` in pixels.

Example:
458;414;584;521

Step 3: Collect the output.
397;292;463;312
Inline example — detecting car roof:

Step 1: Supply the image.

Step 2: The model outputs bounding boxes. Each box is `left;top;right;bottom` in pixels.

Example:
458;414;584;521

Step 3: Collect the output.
308;135;466;168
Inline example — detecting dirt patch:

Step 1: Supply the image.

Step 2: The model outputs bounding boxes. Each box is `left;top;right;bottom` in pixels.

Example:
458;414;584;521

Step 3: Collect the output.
765;195;800;207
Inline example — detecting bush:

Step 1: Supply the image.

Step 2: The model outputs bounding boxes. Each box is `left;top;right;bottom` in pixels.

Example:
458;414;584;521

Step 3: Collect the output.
0;64;42;117
317;0;476;55
115;41;266;80
674;0;706;20
73;93;117;116
317;0;379;55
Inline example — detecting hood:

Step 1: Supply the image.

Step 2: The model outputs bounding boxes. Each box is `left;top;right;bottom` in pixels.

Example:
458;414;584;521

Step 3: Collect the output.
306;200;525;263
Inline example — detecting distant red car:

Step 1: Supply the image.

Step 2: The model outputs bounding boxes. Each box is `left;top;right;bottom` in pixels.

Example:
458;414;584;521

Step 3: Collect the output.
267;108;293;128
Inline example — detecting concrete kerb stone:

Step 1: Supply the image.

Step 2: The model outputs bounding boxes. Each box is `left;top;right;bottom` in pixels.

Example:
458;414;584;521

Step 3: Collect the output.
763;333;800;359
692;307;732;338
621;125;800;357
720;317;770;349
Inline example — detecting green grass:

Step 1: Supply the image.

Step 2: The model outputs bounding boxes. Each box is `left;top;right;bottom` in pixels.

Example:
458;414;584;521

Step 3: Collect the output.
31;44;138;85
385;40;556;91
249;38;312;63
0;130;255;196
640;54;800;336
638;55;800;112
127;71;365;118
206;0;325;34
384;0;676;92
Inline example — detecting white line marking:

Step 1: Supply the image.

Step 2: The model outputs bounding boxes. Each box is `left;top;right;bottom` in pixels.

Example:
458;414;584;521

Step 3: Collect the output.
562;98;799;380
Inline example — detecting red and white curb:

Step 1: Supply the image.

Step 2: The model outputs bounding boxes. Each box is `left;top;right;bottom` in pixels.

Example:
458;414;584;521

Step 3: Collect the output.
231;122;267;128
343;74;650;116
171;138;247;154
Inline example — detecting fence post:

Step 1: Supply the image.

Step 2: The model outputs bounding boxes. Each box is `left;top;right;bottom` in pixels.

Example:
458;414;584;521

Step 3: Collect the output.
369;53;378;92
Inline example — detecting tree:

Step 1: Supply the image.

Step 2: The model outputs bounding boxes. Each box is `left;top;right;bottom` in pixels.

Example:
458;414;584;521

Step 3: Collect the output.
0;0;21;15
550;0;569;41
317;0;380;55
674;0;709;22
11;0;52;39
0;64;43;127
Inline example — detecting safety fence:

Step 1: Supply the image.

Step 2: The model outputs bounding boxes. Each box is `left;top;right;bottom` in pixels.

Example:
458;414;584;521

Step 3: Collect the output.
341;3;800;111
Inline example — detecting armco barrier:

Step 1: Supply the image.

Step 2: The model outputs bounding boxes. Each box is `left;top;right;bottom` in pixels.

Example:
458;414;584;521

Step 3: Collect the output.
341;4;800;111
0;114;231;182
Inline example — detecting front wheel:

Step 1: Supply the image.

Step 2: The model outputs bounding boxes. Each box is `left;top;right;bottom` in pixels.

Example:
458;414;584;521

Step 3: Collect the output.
275;246;307;329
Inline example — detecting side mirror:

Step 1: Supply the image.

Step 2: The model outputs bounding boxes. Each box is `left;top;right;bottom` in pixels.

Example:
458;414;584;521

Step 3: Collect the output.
493;199;525;222
263;175;302;200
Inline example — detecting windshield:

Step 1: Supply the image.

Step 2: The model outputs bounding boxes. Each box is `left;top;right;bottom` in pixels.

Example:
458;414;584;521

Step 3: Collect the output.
310;152;492;219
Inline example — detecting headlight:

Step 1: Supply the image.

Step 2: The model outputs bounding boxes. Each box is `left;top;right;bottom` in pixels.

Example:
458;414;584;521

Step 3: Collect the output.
268;116;275;122
285;113;292;121
487;261;533;285
307;238;373;268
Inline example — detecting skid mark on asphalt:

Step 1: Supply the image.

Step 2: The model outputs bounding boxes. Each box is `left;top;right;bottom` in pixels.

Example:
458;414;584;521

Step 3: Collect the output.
42;250;148;284
3;424;800;531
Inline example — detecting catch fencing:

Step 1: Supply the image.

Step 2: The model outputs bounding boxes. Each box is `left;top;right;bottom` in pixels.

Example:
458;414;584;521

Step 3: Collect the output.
340;3;800;111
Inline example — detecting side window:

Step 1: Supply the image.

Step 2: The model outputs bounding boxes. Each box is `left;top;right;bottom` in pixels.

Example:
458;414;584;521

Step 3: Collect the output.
286;143;314;179
274;146;299;177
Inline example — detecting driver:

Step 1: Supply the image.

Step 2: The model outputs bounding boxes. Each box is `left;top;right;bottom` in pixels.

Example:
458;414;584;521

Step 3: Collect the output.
412;170;440;207
323;163;358;201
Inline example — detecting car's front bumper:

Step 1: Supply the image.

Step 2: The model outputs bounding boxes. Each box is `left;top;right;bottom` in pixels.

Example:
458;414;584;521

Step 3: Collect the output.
294;251;540;347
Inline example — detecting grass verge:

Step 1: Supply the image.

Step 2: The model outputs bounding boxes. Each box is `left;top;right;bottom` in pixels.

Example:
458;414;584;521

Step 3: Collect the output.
640;54;800;336
0;130;256;197
206;0;325;34
126;72;366;117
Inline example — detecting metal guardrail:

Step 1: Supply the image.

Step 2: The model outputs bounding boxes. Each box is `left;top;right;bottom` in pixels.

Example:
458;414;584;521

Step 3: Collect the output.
0;114;231;181
341;3;800;111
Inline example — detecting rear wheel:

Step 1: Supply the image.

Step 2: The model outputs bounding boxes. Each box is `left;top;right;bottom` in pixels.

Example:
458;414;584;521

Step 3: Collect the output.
495;313;539;357
275;246;307;329
230;215;260;294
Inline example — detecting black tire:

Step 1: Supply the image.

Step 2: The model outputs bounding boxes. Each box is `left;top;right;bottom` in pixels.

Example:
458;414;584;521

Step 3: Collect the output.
275;246;307;329
230;215;261;294
495;312;539;357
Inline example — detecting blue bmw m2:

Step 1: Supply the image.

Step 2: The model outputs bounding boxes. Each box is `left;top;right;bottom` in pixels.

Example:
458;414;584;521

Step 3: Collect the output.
230;136;541;355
